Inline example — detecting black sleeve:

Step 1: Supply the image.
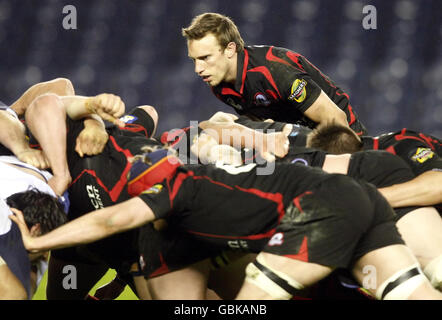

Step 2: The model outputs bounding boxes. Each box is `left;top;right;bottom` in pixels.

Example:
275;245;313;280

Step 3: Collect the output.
137;182;173;220
235;115;287;132
395;141;442;176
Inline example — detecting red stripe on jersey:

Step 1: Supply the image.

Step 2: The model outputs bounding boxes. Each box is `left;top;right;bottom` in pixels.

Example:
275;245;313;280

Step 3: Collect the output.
373;137;379;150
193;175;234;190
168;170;195;208
293;191;313;213
69;135;133;202
266;46;293;67
248;66;282;98
240;49;249;95
284;236;308;262
385;145;396;155
149;253;170;278
221;87;242;98
285;51;305;71
186;229;276;241
120;123;148;138
346;104;356;126
235;186;285;223
418;133;438;150
265;89;278;100
394;128;435;149
169;171;285;240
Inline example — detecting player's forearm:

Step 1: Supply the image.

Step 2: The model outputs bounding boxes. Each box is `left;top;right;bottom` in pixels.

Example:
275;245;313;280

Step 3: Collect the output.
59;96;93;120
0;110;29;155
304;90;348;128
27;197;154;252
10;78;74;115
199;120;264;150
378;171;442;207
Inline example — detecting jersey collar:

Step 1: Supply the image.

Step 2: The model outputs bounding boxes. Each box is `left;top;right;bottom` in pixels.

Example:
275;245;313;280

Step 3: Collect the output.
234;48;249;94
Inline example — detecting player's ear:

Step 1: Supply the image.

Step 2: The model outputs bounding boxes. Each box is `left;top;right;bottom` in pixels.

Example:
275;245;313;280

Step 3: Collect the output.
225;42;237;58
29;223;41;237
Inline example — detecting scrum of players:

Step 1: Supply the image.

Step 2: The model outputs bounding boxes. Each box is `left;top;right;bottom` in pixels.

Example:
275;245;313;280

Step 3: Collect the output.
1;13;441;300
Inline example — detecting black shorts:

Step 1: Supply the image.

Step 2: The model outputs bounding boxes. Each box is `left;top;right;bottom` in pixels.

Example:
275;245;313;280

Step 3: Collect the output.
137;223;223;279
348;150;420;220
262;175;404;268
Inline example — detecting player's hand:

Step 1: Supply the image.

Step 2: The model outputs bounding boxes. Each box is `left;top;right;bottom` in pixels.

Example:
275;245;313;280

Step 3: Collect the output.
15;148;50;169
259;132;289;162
75;124;109;157
86;94;126;128
9;208;38;253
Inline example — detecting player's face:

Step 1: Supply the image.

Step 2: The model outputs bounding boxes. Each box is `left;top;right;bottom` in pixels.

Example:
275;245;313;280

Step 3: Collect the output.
187;33;235;87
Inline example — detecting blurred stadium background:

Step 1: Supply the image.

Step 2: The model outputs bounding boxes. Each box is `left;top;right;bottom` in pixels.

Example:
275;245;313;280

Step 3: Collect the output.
0;0;441;138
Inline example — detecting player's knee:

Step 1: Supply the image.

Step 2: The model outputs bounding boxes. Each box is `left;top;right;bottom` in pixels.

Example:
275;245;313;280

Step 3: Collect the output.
244;256;305;300
376;264;428;300
29;93;62;112
51;78;75;96
423;255;442;290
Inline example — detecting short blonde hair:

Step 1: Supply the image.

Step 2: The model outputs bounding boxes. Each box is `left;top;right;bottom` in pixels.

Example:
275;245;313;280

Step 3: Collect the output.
182;12;244;52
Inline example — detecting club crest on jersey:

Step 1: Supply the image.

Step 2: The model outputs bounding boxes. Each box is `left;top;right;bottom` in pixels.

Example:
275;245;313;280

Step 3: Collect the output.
119;115;138;124
288;79;307;103
141;184;164;195
411;148;434;163
253;92;271;107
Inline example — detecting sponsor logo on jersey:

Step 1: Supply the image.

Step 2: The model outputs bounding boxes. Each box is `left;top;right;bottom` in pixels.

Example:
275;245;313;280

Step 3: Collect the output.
411;147;434;163
288;79;307;103
226;98;243;111
291;158;308;166
86;185;104;209
141;184;163;194
253;92;271;107
119;115;138;124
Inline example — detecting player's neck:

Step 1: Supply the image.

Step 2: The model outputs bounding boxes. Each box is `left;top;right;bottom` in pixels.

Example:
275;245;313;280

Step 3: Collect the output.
224;52;238;84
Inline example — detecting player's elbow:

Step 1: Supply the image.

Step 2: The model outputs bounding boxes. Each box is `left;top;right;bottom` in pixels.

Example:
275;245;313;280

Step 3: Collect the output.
50;78;75;96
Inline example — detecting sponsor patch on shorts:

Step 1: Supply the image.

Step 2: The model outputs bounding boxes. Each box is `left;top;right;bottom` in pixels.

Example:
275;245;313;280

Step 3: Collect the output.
120;115;138;124
411;147;434;163
288;79;307;103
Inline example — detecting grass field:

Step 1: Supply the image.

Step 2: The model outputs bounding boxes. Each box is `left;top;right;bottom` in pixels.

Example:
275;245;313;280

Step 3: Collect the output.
32;268;139;300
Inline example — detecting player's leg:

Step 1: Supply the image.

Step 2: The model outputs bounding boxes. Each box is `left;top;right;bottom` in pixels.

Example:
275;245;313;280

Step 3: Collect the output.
146;259;212;300
46;251;109;300
235;252;332;300
237;175;376;300
208;252;257;299
395;206;442;290
25;93;71;196
352;244;442;299
0;257;28;300
350;184;442;299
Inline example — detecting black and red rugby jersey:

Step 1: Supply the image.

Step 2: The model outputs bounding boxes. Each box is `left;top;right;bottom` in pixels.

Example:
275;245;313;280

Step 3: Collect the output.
362;129;442;175
137;162;333;252
212;46;367;135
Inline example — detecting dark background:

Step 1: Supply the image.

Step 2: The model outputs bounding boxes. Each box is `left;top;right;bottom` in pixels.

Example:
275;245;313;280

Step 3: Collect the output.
1;0;441;137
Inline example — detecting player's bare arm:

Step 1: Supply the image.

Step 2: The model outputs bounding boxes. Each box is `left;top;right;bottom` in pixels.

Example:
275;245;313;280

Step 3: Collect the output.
303;90;349;129
10;78;74;116
10;197;155;253
379;170;442;207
